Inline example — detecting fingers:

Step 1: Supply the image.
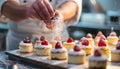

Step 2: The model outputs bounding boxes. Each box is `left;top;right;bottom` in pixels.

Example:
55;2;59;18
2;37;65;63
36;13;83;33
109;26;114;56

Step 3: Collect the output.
43;0;55;17
37;0;51;20
30;0;55;20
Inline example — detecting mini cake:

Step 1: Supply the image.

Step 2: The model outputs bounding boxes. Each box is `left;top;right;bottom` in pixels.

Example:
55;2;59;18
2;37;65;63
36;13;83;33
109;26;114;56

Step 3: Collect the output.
68;45;85;64
35;36;46;46
19;37;33;53
51;42;67;60
80;38;92;56
111;42;120;62
97;39;110;59
86;33;94;47
95;31;106;45
63;37;75;51
107;31;118;47
35;40;52;56
88;49;107;69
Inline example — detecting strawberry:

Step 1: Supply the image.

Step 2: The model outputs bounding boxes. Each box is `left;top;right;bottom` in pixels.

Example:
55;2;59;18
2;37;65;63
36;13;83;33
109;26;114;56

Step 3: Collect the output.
81;38;89;46
67;37;73;43
94;49;101;57
98;39;106;47
40;36;45;41
74;45;80;52
55;42;62;49
41;40;48;45
86;33;92;38
97;31;103;37
116;42;120;50
110;32;117;36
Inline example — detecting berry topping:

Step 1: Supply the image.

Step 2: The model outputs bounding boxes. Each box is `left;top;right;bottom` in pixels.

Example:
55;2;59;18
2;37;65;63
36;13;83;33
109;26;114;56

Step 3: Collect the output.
110;32;117;36
40;36;45;41
94;49;101;57
55;42;62;49
74;45;81;52
67;37;73;43
98;39;106;47
41;40;48;45
116;42;120;50
23;37;31;43
81;38;89;46
97;31;103;36
86;33;92;38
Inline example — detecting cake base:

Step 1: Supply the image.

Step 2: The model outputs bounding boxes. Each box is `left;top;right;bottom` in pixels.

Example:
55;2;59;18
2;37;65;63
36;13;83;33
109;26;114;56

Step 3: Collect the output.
19;45;33;53
111;52;120;62
51;51;67;60
68;55;85;64
88;60;107;69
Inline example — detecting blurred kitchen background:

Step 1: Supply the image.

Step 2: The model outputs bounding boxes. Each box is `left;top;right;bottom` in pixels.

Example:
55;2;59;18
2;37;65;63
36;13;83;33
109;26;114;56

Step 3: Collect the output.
0;0;120;50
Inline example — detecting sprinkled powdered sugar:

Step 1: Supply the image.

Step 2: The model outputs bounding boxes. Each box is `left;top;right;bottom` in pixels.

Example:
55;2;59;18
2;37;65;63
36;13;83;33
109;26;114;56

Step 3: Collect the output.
89;55;107;61
80;45;92;48
35;44;52;48
63;42;75;44
68;50;85;55
51;47;67;53
19;41;32;46
107;36;118;38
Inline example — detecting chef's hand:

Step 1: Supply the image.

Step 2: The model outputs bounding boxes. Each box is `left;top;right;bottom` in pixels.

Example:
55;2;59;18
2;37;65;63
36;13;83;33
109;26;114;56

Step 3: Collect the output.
29;0;55;20
45;10;64;30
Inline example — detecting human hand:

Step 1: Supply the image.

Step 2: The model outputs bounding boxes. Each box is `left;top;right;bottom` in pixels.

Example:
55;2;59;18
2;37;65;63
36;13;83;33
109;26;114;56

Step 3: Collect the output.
29;0;55;20
45;11;64;30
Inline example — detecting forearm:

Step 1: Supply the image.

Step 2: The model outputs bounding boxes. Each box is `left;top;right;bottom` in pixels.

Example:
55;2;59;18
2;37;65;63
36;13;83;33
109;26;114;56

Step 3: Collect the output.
2;0;29;21
57;1;78;21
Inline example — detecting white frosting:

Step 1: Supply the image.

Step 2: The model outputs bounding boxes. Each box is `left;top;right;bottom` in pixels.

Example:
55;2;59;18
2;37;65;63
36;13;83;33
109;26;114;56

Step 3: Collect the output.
80;45;91;48
35;44;52;48
51;47;67;53
63;42;75;44
68;50;85;55
97;46;108;49
89;55;107;61
111;49;120;53
107;36;118;38
19;41;32;46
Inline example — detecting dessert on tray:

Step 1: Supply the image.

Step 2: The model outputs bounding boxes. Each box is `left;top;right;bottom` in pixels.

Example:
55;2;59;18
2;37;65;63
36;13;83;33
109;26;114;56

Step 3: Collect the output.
19;37;33;53
63;37;75;51
80;37;92;56
35;40;52;56
86;33;94;47
97;38;110;59
51;42;67;60
95;31;106;45
88;49;107;69
111;41;120;62
107;31;118;47
68;45;85;64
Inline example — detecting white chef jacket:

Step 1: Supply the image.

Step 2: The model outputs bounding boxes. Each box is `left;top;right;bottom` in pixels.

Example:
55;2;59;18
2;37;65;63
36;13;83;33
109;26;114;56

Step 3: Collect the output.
0;0;82;50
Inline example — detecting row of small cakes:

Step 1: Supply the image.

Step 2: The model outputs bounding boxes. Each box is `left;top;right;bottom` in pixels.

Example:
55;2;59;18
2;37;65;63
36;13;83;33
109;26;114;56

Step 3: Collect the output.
85;31;118;47
19;37;108;69
18;35;120;62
